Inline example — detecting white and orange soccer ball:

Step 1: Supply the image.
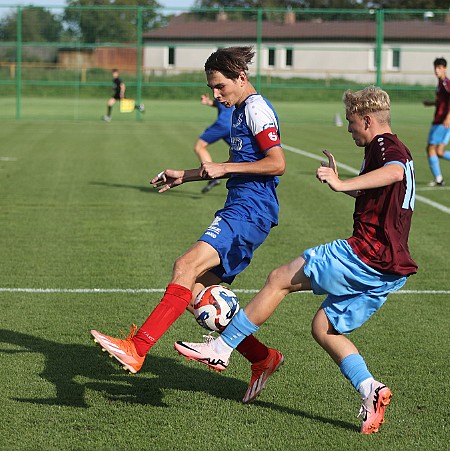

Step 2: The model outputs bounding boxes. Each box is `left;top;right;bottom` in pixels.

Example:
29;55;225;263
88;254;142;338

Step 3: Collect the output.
193;285;240;333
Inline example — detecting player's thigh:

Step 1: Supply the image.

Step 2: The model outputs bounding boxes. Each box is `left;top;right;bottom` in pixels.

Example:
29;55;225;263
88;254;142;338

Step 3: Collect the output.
107;97;117;106
174;240;221;278
268;255;311;292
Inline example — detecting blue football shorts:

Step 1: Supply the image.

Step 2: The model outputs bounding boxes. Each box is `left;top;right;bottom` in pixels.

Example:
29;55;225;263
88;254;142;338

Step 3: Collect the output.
303;239;407;334
199;121;231;146
428;124;450;145
199;215;269;284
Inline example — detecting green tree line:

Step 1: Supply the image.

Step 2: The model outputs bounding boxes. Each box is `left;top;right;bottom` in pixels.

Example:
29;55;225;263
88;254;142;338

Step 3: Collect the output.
0;0;448;44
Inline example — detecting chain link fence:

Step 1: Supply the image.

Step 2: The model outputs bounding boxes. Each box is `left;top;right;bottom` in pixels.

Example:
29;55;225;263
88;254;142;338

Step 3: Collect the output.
1;5;448;120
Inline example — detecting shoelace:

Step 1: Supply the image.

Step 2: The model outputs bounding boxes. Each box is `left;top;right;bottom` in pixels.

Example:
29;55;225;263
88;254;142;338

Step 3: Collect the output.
118;323;138;341
202;332;217;345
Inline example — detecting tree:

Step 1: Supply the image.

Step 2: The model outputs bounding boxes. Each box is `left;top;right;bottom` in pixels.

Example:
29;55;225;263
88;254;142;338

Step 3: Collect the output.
193;0;364;9
0;6;62;42
365;0;450;8
192;0;365;21
64;0;168;44
194;0;450;8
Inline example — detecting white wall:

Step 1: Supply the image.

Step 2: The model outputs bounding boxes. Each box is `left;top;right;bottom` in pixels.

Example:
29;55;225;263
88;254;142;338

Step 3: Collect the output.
143;41;450;85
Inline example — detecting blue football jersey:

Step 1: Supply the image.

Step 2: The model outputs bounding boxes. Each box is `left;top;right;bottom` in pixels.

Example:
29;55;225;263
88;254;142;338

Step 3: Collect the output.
215;94;281;231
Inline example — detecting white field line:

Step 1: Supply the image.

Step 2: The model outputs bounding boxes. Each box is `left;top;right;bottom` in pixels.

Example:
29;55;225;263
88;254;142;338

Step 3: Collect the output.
1;145;447;298
0;288;448;295
282;144;450;215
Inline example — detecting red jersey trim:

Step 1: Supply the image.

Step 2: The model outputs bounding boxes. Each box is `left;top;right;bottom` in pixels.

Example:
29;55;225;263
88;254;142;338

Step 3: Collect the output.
255;127;280;152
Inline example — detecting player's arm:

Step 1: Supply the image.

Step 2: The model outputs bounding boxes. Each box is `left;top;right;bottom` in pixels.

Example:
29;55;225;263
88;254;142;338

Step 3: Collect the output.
151;168;204;193
200;114;285;180
201;145;285;179
120;82;126;99
317;163;404;194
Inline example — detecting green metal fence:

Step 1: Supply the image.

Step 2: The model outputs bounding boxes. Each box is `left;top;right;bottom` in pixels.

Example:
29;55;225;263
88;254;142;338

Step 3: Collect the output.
1;5;448;120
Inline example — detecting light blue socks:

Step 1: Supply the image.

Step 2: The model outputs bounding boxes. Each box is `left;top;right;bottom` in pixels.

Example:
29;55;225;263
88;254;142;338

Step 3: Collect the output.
339;353;373;392
220;309;259;349
428;155;442;179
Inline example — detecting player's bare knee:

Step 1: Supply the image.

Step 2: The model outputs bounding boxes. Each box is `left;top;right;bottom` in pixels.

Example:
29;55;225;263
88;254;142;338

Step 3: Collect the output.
172;255;196;280
265;266;287;291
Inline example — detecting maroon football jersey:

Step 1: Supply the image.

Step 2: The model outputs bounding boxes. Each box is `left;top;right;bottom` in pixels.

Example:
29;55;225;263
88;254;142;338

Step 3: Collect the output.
433;77;450;124
346;133;418;276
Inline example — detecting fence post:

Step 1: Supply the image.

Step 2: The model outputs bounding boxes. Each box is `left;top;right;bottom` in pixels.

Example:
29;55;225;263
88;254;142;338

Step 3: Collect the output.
255;8;262;93
136;6;143;121
16;6;22;120
375;8;384;87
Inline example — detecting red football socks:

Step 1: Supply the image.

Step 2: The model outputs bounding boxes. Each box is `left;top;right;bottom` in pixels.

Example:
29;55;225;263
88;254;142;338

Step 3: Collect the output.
133;283;192;357
236;334;269;364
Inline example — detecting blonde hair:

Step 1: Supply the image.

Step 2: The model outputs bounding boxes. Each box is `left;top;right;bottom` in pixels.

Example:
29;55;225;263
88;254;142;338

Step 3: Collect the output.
343;86;391;124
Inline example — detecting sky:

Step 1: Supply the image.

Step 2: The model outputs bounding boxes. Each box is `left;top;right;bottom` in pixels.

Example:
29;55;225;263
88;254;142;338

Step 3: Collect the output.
0;1;196;9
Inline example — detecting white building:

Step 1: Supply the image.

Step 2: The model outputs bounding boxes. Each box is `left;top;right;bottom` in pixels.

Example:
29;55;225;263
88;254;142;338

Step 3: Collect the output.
143;11;450;85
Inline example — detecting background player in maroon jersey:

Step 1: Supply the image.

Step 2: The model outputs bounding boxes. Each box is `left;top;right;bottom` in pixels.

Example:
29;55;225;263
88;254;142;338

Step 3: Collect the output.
423;57;450;186
175;86;417;434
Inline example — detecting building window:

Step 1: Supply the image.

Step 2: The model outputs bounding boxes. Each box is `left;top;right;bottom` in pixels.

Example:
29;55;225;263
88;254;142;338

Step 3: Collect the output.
285;48;293;67
268;48;275;67
390;48;400;70
168;46;175;66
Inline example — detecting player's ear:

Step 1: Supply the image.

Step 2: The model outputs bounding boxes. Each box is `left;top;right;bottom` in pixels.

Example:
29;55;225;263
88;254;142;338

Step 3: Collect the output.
238;71;247;86
363;115;371;129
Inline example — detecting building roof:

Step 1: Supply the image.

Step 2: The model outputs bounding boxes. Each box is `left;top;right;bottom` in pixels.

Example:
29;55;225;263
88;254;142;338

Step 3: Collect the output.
144;14;450;42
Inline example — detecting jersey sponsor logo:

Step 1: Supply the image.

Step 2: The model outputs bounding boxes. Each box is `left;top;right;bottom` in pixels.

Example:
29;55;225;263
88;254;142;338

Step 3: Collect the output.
231;136;243;151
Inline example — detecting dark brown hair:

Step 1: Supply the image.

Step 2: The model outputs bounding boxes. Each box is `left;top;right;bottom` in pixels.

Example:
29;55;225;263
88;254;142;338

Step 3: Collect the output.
205;47;255;79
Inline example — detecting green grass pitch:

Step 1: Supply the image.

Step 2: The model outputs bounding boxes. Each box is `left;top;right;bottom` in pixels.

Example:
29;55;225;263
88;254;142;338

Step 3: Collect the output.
0;98;449;450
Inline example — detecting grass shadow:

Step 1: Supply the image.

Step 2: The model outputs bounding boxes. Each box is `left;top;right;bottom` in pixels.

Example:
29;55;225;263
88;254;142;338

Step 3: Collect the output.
0;329;357;432
90;181;214;200
254;400;359;432
0;329;244;408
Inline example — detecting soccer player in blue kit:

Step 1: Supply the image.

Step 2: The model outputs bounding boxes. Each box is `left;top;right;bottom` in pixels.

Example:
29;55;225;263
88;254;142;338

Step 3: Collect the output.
90;47;286;403
175;86;418;433
194;94;234;193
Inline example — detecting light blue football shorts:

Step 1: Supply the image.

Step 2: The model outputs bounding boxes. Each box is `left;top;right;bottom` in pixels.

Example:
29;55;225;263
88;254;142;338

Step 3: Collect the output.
428;124;450;145
303;239;407;334
199;215;269;284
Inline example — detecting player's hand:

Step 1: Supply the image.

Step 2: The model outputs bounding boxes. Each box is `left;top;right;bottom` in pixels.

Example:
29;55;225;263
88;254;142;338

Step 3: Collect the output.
200;161;226;180
151;169;184;193
317;150;342;191
321;150;338;177
201;94;213;106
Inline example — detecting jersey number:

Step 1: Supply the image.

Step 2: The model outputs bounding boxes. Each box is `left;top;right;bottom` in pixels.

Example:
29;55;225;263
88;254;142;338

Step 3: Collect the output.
402;160;415;211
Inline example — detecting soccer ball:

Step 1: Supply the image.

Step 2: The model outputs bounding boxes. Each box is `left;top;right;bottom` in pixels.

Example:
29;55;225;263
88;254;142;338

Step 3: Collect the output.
194;285;240;333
